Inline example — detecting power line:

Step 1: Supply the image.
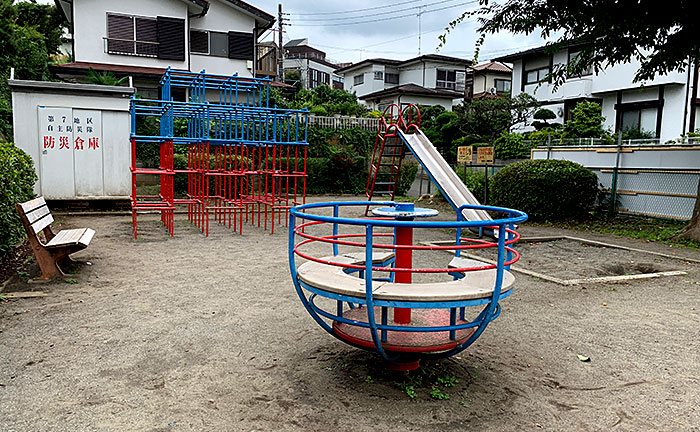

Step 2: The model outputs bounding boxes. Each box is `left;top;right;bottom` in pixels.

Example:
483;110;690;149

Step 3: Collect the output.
289;1;477;27
286;0;427;16
290;0;462;22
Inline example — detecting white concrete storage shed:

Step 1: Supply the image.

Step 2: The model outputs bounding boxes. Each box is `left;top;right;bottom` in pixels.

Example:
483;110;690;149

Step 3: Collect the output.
9;80;134;200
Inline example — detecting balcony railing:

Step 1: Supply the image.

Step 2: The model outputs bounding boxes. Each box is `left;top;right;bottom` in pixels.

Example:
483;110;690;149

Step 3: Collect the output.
104;37;159;58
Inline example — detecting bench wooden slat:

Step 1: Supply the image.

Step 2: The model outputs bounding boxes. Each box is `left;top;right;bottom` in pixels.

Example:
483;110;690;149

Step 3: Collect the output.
45;228;87;248
20;196;46;213
79;228;95;247
32;213;54;234
26;204;50;223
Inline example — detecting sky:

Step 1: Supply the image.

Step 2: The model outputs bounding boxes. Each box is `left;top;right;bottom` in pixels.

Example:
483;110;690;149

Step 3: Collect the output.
253;0;547;65
36;0;548;65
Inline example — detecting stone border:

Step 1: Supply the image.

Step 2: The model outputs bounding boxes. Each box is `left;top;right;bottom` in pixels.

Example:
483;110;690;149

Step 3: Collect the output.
424;235;694;286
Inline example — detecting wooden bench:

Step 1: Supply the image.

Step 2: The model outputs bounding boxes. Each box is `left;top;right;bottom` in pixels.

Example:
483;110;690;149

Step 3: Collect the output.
16;197;95;281
297;253;514;303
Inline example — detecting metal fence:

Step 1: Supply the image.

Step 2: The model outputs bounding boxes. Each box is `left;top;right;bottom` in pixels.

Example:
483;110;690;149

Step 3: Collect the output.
523;136;700;148
307;115;380;131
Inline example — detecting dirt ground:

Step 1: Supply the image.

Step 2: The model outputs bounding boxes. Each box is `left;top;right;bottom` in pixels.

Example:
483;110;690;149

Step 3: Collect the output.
1;197;699;431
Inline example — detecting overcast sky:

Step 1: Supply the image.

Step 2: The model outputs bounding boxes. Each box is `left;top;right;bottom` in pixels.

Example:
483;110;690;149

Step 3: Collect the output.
37;0;548;65
255;0;545;64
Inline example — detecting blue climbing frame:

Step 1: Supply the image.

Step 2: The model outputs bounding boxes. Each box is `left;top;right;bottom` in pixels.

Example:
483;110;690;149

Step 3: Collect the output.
288;201;527;369
129;69;309;238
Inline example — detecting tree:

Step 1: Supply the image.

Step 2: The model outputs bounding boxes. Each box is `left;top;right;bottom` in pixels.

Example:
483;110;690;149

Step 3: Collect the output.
531;108;556;130
454;93;539;143
86;68;128;86
0;0;67;140
563;101;605;138
443;0;700;240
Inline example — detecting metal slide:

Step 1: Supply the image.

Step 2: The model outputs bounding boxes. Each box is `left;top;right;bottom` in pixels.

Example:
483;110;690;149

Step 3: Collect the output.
398;128;492;223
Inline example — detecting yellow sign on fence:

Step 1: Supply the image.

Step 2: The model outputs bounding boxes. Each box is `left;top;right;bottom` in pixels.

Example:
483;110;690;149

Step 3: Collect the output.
477;146;495;164
457;146;473;163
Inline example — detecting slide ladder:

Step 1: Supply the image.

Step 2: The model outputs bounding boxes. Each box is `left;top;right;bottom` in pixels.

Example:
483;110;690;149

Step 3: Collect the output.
365;105;420;214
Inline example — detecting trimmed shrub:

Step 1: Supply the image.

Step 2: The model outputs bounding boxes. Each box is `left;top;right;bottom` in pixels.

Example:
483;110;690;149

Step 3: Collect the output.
494;132;529;159
0;142;37;254
489;159;598;221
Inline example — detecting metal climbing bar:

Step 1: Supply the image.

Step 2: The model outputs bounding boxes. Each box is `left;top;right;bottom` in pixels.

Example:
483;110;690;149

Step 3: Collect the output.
129;68;309;238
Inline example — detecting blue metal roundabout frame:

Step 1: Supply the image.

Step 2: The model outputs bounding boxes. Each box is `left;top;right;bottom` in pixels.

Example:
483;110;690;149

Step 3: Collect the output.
288;201;527;370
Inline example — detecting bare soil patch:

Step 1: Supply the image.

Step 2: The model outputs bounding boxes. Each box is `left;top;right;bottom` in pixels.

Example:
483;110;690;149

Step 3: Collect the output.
513;239;689;280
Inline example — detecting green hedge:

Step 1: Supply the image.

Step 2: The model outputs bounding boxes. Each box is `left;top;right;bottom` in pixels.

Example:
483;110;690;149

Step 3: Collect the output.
0;142;37;254
489;159;598;221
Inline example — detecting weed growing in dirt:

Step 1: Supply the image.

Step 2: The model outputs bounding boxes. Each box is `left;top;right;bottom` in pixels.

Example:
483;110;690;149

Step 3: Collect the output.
436;375;459;387
16;270;29;281
430;386;450;400
397;382;417;399
365;375;374;383
64;279;79;284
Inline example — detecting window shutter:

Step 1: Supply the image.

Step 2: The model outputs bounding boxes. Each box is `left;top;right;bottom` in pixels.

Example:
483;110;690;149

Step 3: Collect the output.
135;17;158;56
107;14;134;54
190;30;209;54
228;31;254;60
157;16;185;61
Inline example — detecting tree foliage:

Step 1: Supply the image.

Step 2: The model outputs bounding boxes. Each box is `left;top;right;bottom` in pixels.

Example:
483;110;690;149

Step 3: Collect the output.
453;93;539;143
442;0;698;86
0;0;67;140
563;101;606;138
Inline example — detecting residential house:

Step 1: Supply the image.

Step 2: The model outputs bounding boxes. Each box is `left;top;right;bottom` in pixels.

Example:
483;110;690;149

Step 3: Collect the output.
495;44;699;140
52;0;277;99
283;39;343;90
469;61;512;98
336;54;472;111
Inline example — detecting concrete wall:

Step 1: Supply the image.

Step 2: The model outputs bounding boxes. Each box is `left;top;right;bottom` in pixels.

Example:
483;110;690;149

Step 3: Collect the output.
10;80;133;199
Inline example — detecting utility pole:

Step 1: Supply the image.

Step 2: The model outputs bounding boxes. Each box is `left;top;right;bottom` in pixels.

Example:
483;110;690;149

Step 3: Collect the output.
278;3;284;82
417;5;424;55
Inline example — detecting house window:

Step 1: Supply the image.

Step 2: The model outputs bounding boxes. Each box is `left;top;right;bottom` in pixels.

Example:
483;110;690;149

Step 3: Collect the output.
525;66;550;84
374;71;384;81
436;69;457;90
311;69;319;88
385;73;399;85
568;49;592;77
621;108;657;134
495;79;511;93
190;29;209;54
354;74;364;86
107;13;158;57
210;32;229;57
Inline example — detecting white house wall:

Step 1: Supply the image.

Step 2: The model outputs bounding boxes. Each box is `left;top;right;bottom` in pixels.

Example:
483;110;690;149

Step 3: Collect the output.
73;0;189;69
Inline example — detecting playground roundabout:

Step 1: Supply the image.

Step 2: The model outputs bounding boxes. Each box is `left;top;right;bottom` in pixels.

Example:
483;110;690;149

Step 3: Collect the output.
289;200;527;370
